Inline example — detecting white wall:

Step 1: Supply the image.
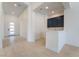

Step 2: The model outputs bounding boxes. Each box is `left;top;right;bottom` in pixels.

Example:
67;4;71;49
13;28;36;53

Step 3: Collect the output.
64;2;79;47
0;3;4;48
46;31;66;53
19;8;28;39
21;3;47;42
46;31;58;52
4;15;20;36
26;5;34;42
31;12;47;40
58;31;66;52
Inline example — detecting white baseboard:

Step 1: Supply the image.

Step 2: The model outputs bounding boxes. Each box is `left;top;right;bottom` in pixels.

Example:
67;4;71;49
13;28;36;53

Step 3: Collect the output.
66;42;79;48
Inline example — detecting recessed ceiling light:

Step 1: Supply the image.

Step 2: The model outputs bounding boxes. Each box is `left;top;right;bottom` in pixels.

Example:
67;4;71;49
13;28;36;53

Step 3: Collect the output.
52;11;54;14
14;4;17;7
45;6;48;9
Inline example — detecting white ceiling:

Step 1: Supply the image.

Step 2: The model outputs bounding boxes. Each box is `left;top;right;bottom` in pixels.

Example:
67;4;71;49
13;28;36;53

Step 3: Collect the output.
2;2;27;17
34;2;64;16
2;2;70;17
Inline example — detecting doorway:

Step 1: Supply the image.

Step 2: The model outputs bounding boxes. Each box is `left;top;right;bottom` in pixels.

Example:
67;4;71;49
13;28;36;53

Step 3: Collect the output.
8;22;15;36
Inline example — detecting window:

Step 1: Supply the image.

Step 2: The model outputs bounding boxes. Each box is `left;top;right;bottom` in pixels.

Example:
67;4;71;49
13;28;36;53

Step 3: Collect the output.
9;22;15;35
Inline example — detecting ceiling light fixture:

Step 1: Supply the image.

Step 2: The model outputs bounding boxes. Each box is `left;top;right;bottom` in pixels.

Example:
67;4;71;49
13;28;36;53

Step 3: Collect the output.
52;11;54;14
45;6;48;9
14;4;17;7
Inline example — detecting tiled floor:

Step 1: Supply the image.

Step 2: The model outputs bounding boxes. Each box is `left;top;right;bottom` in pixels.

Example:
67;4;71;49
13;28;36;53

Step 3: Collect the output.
0;36;79;57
